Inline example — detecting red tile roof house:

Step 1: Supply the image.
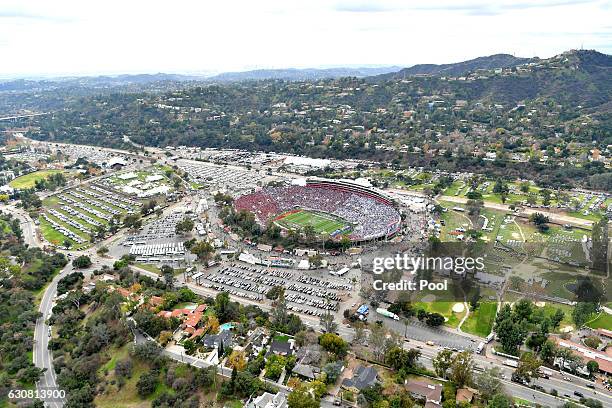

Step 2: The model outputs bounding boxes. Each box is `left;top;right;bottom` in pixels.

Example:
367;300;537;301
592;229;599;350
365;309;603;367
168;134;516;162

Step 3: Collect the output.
111;286;139;302
156;304;208;339
552;337;612;376
148;296;164;308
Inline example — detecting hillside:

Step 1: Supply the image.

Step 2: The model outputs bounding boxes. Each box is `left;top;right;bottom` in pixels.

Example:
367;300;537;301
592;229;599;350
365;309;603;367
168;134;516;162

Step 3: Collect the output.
208;66;402;82
377;54;536;79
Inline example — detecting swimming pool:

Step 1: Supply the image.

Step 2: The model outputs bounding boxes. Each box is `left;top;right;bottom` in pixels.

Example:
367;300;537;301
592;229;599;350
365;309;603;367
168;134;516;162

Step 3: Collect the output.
219;322;235;331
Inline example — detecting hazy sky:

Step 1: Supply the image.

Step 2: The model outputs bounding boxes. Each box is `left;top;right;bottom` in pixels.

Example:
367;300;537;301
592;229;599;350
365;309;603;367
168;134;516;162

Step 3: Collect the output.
1;0;610;77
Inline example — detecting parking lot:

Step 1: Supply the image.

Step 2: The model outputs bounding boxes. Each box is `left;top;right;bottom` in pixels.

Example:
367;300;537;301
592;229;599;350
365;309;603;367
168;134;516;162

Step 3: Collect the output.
190;262;353;317
177;159;266;193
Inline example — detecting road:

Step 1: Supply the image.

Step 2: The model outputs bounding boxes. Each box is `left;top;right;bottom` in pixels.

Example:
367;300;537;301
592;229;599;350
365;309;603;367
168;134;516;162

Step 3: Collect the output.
1;204;41;247
415;344;611;407
32;263;72;408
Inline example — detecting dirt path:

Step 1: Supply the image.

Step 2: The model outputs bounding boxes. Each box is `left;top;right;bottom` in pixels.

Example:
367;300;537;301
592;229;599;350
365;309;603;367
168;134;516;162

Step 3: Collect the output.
457;301;470;333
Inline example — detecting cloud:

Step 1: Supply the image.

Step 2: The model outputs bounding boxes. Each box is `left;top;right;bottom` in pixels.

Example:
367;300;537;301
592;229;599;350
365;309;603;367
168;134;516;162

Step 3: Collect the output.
0;8;75;23
333;2;396;13
334;0;600;16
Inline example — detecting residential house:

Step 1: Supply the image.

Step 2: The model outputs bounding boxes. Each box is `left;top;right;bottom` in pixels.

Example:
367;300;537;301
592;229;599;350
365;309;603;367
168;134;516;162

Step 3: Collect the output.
406;380;442;407
266;339;294;357
456;387;478;404
202;330;232;349
341;365;379;392
292;363;320;380
246;391;287;408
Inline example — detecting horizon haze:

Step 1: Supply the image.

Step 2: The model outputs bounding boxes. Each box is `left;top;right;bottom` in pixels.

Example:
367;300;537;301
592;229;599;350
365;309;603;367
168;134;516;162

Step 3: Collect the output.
1;0;611;78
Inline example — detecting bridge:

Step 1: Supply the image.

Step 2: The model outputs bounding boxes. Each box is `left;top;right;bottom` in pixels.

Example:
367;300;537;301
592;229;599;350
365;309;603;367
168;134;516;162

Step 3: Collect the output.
0;112;50;122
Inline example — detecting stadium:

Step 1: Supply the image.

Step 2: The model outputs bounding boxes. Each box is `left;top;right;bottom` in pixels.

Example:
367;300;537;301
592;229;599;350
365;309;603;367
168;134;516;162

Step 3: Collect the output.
234;178;401;242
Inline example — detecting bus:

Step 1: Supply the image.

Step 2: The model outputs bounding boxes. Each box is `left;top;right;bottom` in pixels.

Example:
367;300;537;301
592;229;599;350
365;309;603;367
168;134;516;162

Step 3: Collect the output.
476;342;485;354
503;359;519;368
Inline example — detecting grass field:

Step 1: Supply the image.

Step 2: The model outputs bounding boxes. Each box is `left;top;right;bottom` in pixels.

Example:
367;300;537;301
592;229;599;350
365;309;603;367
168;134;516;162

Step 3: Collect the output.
586;313;612;330
9;170;65;189
276;209;349;235
461;302;497;337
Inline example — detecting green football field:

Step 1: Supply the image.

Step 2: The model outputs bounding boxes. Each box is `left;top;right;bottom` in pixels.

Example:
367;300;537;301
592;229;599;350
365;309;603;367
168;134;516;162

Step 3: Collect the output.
276;210;350;235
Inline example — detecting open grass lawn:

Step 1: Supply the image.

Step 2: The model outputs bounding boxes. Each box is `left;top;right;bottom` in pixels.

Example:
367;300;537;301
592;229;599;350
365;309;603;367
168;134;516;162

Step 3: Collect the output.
413;301;466;329
276;209;349;235
38;216;71;246
9;170;65;189
273;334;290;342
134;263;161;274
437;201;472;241
586;313;612;330
539;303;574;331
462;302;497;337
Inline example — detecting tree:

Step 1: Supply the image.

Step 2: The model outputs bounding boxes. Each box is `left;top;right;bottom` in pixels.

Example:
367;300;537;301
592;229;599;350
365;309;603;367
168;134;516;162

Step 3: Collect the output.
474;367;504;402
302;225;316;243
586;360;599;376
161;264;174;288
264;355;286;380
215;292;238;323
539;340;557;365
228;350;247;371
72;255;92;269
556;347;580;373
287;387;319;408
17;366;45;384
204;315;220;334
114;359;133;378
96;246;109;256
486;393;513;408
183;339;197;355
426;312;445;327
137;370;159;397
320;299;338;334
353;322;367;345
385;347;420;372
175;217;194;235
266;286;283;300
582;398;604;408
319;333;348;358
529;212;550;232
190;240;215;263
271;288;288;328
159;331;173;346
550;308;565;329
494;306;527;356
572;302;596;328
308;254;324;269
449;351;474;388
515;352;541;383
323;361;343;384
466;199;484;216
368;323;388;361
519;182;530;193
591;218;609;274
433;349;453;379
